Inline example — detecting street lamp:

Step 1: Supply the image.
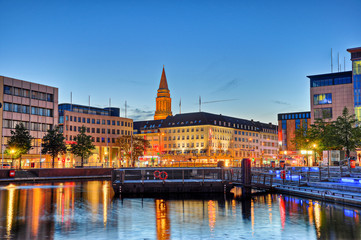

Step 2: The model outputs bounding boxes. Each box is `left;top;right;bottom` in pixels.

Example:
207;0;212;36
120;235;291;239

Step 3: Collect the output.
10;149;15;168
313;144;317;166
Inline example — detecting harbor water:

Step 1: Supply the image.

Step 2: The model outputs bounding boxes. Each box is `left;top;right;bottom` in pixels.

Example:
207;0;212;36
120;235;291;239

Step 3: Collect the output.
0;180;360;239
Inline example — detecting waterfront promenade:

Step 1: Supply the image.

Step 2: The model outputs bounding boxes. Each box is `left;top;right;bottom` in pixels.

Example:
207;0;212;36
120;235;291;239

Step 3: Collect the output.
2;166;361;207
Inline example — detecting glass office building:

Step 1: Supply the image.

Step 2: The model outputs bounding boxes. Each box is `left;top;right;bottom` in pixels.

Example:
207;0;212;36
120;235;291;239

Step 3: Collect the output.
348;47;361;121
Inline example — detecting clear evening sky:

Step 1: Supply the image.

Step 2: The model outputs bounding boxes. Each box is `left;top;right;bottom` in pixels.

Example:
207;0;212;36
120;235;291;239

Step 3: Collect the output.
1;0;360;124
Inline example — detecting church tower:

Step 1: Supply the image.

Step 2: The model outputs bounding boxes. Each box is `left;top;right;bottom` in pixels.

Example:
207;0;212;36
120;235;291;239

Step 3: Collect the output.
154;66;172;120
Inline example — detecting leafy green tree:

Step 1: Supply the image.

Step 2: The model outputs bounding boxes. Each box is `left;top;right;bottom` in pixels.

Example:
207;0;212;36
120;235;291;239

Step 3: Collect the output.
292;122;313;150
116;135;150;167
308;119;339;153
41;126;67;168
333;107;361;158
6;123;33;169
70;126;95;167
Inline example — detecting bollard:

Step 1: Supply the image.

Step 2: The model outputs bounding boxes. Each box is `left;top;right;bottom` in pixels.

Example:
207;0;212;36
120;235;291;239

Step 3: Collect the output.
340;165;343;177
298;174;301;186
241;158;252;198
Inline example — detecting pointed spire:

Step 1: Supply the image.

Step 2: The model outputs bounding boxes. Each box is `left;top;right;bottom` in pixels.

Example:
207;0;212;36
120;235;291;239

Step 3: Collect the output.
159;65;169;89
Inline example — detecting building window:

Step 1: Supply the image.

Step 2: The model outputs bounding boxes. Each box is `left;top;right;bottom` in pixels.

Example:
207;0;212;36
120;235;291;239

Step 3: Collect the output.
314;108;333;119
314;93;332;105
295;119;301;129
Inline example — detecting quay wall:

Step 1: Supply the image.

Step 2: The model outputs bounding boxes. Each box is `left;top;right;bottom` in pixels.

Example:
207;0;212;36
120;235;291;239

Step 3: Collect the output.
0;168;114;179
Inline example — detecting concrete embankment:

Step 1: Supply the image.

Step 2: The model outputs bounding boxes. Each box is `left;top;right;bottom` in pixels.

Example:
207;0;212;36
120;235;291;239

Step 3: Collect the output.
274;183;361;207
0;168;113;183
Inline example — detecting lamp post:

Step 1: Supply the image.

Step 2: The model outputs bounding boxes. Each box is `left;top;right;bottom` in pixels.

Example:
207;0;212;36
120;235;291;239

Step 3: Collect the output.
313;144;317;166
10;149;15;169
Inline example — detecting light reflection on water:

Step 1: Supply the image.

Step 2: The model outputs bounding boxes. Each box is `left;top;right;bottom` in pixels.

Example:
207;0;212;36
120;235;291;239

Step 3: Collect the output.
0;181;360;239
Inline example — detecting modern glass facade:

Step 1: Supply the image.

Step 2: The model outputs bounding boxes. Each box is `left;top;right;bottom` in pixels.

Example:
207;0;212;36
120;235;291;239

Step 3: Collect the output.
310;75;352;87
353;60;361;120
59;104;120;117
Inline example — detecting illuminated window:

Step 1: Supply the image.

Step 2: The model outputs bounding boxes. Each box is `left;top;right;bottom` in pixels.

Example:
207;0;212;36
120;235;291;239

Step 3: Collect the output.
314;93;332;105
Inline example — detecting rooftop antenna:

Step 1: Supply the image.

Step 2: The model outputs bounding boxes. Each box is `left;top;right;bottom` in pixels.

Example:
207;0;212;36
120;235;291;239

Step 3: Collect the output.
344;57;346;71
88;95;91;111
125;100;127;118
331;48;333;73
70;92;73;111
199;96;201;112
179;97;181;114
338;52;340;72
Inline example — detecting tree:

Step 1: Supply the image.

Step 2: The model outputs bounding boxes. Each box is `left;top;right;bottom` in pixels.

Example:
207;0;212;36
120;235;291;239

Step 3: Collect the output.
6;123;33;169
70;126;95;167
42;126;67;168
292;122;313;150
308;119;339;153
116;135;150;167
333;107;361;158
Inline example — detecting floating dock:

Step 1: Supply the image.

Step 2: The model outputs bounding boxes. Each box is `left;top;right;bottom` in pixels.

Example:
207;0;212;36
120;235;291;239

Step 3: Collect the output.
111;167;236;195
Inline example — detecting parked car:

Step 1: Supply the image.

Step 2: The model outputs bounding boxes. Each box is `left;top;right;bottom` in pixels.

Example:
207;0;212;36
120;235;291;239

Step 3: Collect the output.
1;163;11;169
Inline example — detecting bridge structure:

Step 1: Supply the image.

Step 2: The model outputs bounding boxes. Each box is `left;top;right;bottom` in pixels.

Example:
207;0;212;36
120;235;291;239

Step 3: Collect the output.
111;159;275;196
111;162;361;206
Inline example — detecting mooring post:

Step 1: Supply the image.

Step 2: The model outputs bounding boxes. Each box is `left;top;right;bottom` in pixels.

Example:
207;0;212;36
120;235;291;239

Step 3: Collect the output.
221;168;224;182
307;171;310;183
241;158;252;198
340;165;343;177
263;174;266;185
122;170;125;184
298;174;301;186
203;169;205;184
290;170;292;184
182;170;184;184
328;162;330;179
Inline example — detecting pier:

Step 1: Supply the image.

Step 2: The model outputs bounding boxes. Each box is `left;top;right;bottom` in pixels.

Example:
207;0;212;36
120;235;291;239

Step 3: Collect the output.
111;162;361;206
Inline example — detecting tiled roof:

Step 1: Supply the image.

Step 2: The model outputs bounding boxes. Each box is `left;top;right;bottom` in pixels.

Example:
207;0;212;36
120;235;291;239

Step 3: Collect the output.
134;111;277;133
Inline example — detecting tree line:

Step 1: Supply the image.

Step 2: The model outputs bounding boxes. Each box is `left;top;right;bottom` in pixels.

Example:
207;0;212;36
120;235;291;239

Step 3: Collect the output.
293;107;361;162
5;123;149;168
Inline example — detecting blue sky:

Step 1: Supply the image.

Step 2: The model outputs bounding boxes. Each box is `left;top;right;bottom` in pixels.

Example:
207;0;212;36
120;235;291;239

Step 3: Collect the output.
1;0;360;124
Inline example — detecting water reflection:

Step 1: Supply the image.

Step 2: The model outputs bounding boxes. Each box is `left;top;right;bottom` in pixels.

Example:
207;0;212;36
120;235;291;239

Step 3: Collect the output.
0;182;360;239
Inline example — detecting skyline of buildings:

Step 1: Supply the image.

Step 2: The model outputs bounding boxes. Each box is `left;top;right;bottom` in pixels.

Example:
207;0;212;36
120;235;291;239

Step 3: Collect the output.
0;45;360;167
134;69;278;166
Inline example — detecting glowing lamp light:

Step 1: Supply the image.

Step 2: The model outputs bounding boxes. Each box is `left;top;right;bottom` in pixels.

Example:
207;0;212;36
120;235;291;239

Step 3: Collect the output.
341;178;355;183
307;151;313;154
301;150;307;154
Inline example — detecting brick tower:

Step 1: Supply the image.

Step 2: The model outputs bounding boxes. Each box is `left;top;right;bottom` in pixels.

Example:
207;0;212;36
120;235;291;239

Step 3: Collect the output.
154;66;172;120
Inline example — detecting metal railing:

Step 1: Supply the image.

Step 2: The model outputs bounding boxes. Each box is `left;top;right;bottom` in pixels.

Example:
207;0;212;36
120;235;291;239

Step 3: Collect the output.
112;167;243;183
